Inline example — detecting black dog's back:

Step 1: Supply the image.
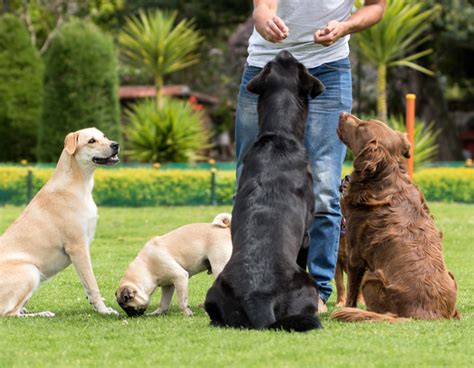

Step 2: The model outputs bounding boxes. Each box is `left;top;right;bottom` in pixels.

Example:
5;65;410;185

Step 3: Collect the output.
205;50;325;332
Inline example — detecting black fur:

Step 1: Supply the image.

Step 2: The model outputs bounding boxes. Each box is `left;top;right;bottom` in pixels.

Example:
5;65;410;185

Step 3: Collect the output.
204;50;325;332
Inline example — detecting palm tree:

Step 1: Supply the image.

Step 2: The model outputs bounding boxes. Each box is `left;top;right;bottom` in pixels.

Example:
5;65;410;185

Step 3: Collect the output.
119;10;203;107
355;0;438;121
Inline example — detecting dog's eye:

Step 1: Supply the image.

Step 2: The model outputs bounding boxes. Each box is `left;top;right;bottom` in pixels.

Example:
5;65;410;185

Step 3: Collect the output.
88;138;96;144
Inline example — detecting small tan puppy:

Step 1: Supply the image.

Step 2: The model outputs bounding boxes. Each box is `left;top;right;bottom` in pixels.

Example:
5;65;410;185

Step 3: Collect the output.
116;213;232;317
0;128;119;317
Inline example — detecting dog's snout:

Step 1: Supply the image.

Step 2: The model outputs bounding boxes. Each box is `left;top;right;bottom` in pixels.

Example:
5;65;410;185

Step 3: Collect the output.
340;112;349;122
110;142;119;151
277;50;291;58
120;305;145;317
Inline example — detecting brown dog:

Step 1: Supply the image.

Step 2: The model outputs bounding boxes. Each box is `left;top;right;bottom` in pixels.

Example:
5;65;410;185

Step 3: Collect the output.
332;113;459;322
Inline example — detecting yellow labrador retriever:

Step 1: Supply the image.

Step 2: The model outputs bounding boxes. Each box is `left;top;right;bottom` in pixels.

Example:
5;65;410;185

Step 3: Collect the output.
0;128;119;317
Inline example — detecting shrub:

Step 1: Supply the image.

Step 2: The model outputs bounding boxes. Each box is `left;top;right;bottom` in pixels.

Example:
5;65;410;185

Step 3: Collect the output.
388;115;440;169
38;19;120;162
0;166;473;206
0;14;43;162
125;98;211;163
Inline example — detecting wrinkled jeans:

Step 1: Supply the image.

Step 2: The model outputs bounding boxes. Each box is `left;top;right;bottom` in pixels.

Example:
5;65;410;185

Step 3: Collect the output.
234;57;352;302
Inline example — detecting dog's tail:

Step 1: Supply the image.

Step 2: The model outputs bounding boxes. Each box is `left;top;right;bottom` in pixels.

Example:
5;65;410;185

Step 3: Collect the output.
331;308;406;323
269;314;322;332
211;213;232;228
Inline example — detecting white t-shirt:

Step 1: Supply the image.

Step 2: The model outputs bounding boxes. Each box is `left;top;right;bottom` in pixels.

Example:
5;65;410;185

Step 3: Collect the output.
247;0;354;68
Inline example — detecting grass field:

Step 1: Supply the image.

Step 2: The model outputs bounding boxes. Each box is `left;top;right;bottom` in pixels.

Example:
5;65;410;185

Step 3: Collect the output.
0;203;473;367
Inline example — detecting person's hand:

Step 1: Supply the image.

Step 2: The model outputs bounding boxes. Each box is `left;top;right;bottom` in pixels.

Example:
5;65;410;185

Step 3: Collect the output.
255;16;289;43
314;20;349;47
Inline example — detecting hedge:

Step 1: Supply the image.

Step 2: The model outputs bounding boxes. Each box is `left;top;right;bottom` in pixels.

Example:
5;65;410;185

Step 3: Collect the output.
38;19;120;162
0;167;235;206
0;167;473;206
0;14;43;161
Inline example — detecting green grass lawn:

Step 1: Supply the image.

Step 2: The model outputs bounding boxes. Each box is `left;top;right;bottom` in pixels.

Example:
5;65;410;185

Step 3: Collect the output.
0;203;473;367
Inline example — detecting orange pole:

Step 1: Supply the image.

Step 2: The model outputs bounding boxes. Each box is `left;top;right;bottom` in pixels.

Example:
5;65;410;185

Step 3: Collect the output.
406;94;416;179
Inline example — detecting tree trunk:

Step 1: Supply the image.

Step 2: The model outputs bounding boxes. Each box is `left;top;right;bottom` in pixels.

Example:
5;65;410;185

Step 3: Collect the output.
2;0;11;12
155;75;163;109
377;63;388;122
397;68;463;161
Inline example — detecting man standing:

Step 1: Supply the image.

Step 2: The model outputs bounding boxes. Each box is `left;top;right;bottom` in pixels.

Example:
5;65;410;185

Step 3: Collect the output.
235;0;386;312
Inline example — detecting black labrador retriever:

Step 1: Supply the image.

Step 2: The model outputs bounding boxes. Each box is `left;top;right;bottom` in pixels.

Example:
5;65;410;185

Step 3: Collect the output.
204;50;325;332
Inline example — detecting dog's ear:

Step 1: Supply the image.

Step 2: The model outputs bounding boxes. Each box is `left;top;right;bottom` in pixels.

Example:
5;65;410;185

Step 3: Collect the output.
353;141;389;178
64;132;79;155
118;287;135;304
299;66;325;98
399;132;411;158
247;67;270;95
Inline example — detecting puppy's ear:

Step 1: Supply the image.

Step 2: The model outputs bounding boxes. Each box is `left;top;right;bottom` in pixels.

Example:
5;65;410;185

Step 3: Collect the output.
247;67;270;95
64;132;79;155
299;66;325;98
400;132;411;158
118;288;135;304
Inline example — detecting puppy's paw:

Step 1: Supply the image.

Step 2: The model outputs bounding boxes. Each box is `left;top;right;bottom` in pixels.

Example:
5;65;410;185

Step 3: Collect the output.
182;307;193;317
149;307;168;316
96;306;119;316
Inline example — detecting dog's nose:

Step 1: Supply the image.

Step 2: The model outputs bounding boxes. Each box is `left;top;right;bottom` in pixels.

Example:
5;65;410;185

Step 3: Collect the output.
110;142;119;151
276;50;294;61
340;112;349;121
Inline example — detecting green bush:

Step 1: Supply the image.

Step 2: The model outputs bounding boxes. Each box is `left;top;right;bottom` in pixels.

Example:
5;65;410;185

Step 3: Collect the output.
388;115;440;169
125;98;211;163
38;19;120;162
0;167;473;206
0;14;43;162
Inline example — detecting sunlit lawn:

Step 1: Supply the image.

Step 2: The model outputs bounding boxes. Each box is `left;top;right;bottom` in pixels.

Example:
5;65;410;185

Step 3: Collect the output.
0;203;472;367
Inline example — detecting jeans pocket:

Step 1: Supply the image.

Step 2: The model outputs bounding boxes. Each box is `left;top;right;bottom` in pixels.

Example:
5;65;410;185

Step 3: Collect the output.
321;58;351;72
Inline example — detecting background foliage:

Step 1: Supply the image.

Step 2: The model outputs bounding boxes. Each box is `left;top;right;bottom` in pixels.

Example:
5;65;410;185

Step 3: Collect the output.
1;166;473;206
125;98;211;163
37;19;120;162
0;14;43;162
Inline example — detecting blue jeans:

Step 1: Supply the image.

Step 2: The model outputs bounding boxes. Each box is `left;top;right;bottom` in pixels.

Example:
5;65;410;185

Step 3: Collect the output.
235;57;352;303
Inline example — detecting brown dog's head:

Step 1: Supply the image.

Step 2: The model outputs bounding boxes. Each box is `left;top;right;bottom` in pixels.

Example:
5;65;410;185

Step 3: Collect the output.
63;127;120;168
337;113;411;177
247;50;325;99
115;284;149;317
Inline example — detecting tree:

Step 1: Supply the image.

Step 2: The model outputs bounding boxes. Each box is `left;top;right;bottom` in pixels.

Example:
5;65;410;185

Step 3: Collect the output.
0;14;43;161
37;19;120;161
119;9;203;107
355;0;437;121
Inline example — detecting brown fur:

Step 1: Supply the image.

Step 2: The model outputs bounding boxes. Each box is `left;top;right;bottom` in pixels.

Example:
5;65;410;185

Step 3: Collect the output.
331;113;459;322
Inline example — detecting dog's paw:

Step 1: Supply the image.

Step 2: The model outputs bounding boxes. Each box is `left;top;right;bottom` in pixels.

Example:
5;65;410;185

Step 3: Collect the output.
19;310;55;317
182;307;193;317
335;302;345;308
96;306;119;316
149;308;168;316
38;311;56;317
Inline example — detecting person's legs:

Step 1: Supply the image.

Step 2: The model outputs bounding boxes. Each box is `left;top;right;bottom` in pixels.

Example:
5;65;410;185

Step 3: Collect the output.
235;64;262;186
305;58;352;304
